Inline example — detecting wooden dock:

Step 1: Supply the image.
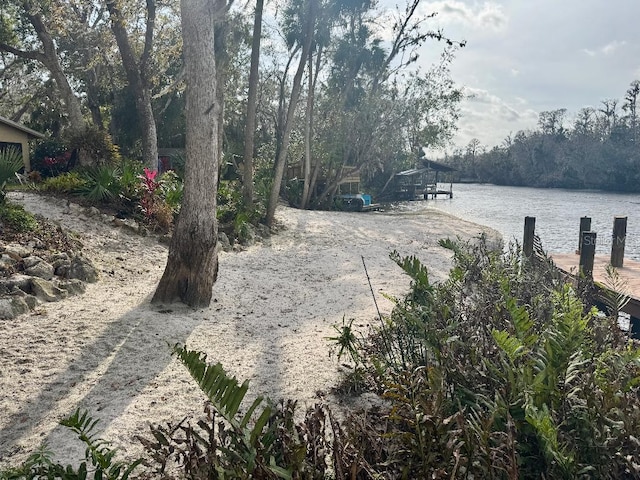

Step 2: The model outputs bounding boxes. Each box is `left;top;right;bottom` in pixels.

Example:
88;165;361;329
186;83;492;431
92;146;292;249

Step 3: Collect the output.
523;215;639;337
551;253;640;322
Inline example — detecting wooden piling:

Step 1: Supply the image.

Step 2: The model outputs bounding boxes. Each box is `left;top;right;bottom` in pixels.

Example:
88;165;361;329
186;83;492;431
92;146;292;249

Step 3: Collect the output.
523;216;535;258
579;231;596;278
611;216;627;268
578;217;591;254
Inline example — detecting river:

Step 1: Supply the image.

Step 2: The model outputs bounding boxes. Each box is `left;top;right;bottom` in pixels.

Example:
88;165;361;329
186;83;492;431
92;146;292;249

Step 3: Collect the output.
396;183;640;261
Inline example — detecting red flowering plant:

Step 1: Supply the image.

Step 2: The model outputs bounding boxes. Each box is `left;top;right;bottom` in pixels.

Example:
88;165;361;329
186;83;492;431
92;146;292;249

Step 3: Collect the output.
42;151;72;176
138;167;160;219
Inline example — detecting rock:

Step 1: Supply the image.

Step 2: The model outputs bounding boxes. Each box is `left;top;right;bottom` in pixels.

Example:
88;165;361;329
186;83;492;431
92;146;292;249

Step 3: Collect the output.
256;224;270;238
0;297;30;319
240;224;256;246
23;255;42;268
0;254;16;270
86;206;101;217
51;254;72;278
24;259;55;280
7;288;38;309
4;274;33;293
31;277;67;302
218;232;231;251
57;279;86;296
3;243;32;258
69;255;99;283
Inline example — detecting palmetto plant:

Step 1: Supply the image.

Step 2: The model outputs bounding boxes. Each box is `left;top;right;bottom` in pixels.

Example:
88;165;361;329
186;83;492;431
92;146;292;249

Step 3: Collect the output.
0;147;24;201
78;165;122;203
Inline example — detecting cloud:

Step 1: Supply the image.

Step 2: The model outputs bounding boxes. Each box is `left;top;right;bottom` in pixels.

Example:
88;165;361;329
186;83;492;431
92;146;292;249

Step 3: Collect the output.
424;1;508;30
448;87;539;148
583;40;627;57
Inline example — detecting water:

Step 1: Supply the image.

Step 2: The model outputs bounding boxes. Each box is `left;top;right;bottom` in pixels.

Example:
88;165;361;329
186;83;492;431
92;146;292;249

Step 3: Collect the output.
395;183;640;261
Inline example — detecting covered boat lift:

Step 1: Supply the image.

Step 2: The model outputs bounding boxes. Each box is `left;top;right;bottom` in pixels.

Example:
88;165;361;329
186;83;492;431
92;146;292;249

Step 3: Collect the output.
392;159;455;200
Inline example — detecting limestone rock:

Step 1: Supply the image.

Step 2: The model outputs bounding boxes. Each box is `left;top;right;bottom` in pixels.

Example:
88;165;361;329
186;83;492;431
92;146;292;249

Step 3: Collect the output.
24;258;55;280
3;244;31;259
69;255;99;283
31;277;67;302
57;279;86;296
4;274;32;293
0;297;30;319
218;232;231;251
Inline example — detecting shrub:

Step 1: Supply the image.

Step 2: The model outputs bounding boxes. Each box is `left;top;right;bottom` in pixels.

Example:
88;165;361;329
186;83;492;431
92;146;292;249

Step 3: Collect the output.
0;202;38;232
31;138;70;178
337;238;640;478
40;171;88;194
77;165;122;203
157;170;183;213
0;147;24;201
67;125;121;167
0;410;141;480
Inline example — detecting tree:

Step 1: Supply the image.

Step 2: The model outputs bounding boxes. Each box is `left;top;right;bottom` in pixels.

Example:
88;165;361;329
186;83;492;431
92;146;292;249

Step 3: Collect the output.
152;0;226;307
265;0;316;226
241;0;264;210
105;0;159;169
0;0;86;134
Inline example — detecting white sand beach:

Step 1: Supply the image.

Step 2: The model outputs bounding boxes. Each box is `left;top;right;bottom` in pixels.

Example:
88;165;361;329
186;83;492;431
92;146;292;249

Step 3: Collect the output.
0;192;497;468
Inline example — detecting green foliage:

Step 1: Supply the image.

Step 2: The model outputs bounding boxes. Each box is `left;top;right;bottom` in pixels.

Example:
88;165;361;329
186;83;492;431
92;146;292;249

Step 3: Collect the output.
157;170;183;213
77;166;122;203
0;147;24;201
0;202;38;232
41;172;88;194
0;147;23;181
116;159;145;202
67;126;121;167
0;410;141;480
31;139;70;178
342;237;640;478
141;344;324;479
218;180;264;244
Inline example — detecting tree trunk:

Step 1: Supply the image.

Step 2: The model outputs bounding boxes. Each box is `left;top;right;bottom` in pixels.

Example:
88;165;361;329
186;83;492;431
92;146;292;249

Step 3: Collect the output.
106;0;159;170
241;0;263;209
265;0;315;226
152;0;223;308
13;1;86;134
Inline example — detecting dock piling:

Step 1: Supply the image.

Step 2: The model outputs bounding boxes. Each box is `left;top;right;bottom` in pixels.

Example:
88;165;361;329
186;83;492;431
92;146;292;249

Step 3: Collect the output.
578;217;591;254
611;216;627;268
579;231;596;278
523;216;536;258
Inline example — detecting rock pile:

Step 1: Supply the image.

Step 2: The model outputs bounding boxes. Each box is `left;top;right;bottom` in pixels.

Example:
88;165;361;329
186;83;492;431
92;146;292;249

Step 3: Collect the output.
0;243;98;319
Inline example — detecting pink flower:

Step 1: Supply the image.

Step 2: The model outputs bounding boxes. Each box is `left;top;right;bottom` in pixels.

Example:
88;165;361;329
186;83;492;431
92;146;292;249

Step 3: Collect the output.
143;168;157;181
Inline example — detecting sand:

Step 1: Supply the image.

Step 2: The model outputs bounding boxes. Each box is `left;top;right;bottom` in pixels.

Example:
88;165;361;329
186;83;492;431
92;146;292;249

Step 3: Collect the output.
0;192;496;468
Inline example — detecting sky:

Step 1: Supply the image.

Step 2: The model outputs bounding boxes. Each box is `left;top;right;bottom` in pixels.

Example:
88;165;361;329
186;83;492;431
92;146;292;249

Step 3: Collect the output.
385;0;640;154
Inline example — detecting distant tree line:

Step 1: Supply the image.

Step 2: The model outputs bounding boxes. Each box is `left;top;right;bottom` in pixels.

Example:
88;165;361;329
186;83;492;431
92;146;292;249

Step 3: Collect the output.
446;80;640;192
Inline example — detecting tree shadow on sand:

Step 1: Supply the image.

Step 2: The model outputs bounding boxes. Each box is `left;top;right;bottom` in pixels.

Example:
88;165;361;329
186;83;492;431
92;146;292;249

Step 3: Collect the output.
0;300;202;464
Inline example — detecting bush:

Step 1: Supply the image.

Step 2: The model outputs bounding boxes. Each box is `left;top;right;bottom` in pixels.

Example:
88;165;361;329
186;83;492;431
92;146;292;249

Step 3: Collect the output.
0;147;24;201
31;138;70;178
77;165;122;203
40;171;88;194
337;238;640;478
67;126;121;167
0;202;38;232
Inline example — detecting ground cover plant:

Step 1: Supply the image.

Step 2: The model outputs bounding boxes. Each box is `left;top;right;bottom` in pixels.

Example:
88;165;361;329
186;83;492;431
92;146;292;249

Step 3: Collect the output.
2;236;639;479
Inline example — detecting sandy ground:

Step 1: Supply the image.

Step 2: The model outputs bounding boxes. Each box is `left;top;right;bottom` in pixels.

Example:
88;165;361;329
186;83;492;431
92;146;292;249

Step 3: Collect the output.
0;192;496;469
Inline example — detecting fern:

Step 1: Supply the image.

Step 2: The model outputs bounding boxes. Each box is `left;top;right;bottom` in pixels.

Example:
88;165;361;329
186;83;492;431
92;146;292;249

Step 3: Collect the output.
171;344;291;478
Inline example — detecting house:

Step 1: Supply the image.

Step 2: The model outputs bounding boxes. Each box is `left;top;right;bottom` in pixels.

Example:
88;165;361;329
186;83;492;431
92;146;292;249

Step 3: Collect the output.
0;115;45;171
